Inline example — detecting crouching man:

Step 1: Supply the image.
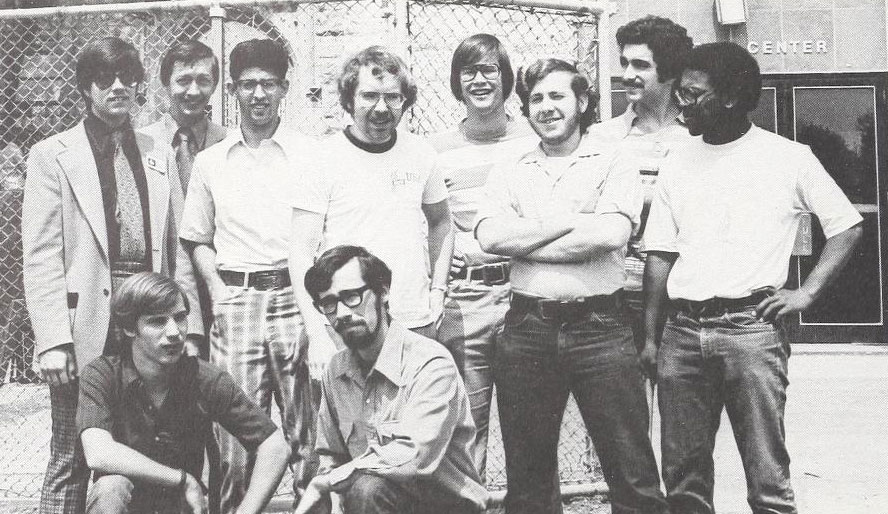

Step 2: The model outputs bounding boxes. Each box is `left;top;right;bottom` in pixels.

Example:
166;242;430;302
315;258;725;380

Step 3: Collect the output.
77;272;290;514
294;245;488;514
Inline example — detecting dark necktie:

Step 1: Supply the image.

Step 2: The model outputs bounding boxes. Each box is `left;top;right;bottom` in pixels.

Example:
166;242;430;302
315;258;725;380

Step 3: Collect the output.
173;127;197;194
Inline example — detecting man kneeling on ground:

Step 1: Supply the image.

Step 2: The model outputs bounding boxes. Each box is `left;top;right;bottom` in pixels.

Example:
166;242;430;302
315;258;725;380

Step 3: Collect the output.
295;245;488;514
77;272;290;514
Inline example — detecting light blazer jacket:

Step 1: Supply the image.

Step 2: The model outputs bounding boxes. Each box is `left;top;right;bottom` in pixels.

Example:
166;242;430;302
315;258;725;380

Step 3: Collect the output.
22;120;202;371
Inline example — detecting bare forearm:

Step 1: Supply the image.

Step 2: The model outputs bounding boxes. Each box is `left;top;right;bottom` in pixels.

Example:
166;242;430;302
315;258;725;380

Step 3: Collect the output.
476;216;573;257
187;242;223;291
236;431;290;514
643;252;676;346
82;432;182;488
525;214;631;263
799;225;862;300
428;217;454;289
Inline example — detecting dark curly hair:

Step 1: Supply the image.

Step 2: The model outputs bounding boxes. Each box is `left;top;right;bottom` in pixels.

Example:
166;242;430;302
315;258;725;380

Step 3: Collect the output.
304;245;392;302
684;42;761;114
616;16;693;82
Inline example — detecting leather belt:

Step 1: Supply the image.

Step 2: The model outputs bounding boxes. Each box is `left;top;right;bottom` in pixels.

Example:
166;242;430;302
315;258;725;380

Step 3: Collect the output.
452;262;509;285
511;290;623;321
671;290;772;318
219;268;291;291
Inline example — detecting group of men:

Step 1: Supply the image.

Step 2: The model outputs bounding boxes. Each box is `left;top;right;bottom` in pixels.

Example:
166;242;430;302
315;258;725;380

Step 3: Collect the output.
20;13;862;514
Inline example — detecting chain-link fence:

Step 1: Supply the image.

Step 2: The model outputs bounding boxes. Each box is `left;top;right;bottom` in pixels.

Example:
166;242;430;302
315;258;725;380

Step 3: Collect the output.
0;0;604;507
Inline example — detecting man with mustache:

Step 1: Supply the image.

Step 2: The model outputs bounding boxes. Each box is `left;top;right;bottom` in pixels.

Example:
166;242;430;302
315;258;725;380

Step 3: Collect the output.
294;245;487;514
642;42;862;514
180;39;318;513
475;58;666;514
23;37;201;513
139;40;227;351
587;15;693;353
77;272;289;514
288;46;454;378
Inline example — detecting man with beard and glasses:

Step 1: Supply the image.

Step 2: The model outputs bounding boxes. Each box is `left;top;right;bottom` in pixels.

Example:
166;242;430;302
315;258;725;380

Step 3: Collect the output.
77;272;289;514
642;42;863;514
23;37;200;513
587;15;693;354
139;40;227;352
294;245;487;514
288;46;454;379
180;39;318;513
474;58;666;514
427;34;536;481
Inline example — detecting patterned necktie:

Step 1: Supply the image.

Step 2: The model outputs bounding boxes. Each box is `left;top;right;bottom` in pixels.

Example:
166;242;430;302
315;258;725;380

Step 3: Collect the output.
174;127;196;194
112;131;146;262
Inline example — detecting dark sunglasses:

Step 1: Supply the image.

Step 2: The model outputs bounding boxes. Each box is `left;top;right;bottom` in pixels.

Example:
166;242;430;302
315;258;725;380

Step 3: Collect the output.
314;285;373;315
93;70;142;90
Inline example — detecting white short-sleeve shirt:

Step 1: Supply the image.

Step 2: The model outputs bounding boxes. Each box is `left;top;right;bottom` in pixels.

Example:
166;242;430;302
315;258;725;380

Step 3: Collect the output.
293;130;448;328
642;124;862;301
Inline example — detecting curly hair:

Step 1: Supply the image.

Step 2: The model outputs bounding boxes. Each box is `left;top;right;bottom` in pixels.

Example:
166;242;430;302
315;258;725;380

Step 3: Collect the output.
516;58;598;133
684;42;761;114
304;245;392;302
337;46;417;115
229;39;289;81
616;16;693;82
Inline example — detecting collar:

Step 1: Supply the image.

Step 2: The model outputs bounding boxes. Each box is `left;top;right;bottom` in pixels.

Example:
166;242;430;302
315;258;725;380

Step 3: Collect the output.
335;321;407;388
619;107;638;137
221;123;304;160
120;354;196;394
519;135;602;166
164;113;209;149
85;112;132;140
344;126;397;154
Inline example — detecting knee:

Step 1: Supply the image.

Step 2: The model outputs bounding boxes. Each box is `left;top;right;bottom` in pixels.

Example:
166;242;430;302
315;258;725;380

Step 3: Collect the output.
343;474;404;513
86;475;134;514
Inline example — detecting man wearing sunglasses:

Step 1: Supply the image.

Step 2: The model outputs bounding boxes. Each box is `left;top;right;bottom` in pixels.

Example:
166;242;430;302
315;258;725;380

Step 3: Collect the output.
289;46;453;384
427;33;536;481
643;42;862;514
295;245;486;514
180;39;319;513
23;37;198;513
587;16;693;355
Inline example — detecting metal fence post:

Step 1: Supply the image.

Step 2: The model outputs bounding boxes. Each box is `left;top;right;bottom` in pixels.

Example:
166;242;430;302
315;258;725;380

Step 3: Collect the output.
209;4;227;123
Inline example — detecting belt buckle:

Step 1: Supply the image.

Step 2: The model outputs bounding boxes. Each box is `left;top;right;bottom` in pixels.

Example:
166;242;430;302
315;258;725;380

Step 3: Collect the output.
482;264;506;286
537;299;565;320
241;271;250;289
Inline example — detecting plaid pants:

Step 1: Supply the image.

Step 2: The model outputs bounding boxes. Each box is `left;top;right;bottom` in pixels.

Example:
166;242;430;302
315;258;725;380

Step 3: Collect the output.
40;382;89;514
210;286;318;514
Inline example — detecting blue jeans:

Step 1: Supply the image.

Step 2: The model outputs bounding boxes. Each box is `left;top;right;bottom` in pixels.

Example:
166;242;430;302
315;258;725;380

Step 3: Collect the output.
438;280;510;479
494;302;667;514
342;473;482;514
658;307;797;514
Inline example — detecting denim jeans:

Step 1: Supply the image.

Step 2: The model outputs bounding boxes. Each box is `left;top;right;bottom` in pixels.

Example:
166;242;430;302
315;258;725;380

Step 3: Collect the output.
85;475;183;514
438;280;510;479
494;302;667;514
342;473;482;514
658;307;797;514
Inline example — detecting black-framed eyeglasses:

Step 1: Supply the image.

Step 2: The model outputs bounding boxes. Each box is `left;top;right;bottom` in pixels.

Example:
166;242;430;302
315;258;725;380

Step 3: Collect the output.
460;63;501;82
93;70;142;90
673;87;713;107
314;285;373;315
234;78;283;94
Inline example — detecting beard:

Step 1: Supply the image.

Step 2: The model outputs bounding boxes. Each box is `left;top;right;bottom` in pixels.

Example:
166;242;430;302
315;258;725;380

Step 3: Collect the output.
336;319;375;350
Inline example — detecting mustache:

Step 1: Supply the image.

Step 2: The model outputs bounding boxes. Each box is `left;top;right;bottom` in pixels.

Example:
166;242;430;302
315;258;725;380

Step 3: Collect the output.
622;79;643;88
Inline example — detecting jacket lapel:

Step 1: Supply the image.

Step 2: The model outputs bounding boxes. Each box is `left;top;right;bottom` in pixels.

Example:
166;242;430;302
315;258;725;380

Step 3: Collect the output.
57;122;109;262
137;130;170;273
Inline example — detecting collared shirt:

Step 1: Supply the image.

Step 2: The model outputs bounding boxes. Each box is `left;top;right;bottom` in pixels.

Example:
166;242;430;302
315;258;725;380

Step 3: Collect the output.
474;137;642;299
643;124;862;300
428;119;537;266
292;130;448;328
316;321;487;511
179;126;316;271
84;114;152;267
586;106;691;291
152;113;213;156
77;355;277;509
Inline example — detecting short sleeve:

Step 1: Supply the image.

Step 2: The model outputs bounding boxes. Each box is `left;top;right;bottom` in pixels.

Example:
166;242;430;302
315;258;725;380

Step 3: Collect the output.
77;358;116;435
179;155;215;245
292;161;333;215
594;153;643;231
795;147;862;239
203;366;277;453
422;159;449;205
641;166;679;253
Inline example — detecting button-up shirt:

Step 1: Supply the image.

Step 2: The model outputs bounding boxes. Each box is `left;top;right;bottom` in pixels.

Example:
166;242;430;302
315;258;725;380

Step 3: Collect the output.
77;355;277;509
316;321;487;510
179;126;316;271
474;137;642;299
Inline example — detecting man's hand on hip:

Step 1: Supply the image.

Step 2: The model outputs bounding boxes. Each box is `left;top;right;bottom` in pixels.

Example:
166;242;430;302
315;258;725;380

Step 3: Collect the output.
756;288;815;322
39;345;77;386
639;340;658;382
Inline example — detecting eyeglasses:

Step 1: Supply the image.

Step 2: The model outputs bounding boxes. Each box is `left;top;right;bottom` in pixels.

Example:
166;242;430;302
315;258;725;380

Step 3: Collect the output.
314;285;373;315
673;87;713;107
355;91;406;109
234;78;283;94
460;63;501;82
93;70;141;90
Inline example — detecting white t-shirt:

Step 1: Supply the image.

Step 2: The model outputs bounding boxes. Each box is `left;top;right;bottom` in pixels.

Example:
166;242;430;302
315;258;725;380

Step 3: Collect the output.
293;130;448;328
642;124;862;301
180;127;316;272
